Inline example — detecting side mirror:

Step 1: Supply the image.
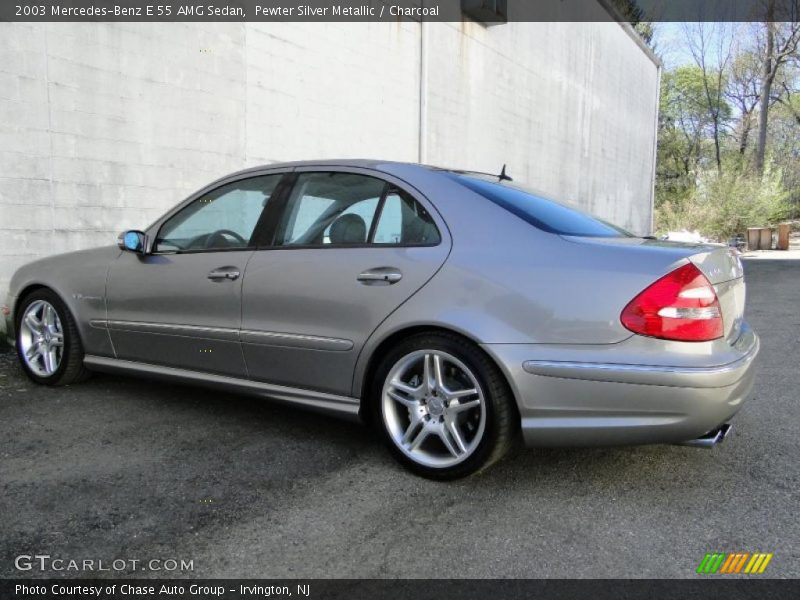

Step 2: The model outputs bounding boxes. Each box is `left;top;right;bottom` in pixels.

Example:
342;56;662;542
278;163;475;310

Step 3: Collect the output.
118;230;147;254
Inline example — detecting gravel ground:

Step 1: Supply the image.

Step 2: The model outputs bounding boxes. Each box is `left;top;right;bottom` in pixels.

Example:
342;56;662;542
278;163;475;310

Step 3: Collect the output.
0;258;798;579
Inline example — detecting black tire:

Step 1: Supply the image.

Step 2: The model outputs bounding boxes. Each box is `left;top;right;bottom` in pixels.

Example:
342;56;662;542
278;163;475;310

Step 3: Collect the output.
372;332;518;480
15;288;91;386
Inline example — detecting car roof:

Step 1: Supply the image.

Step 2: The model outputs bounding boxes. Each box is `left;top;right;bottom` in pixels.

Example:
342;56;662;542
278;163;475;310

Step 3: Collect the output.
226;158;418;176
200;160;514;206
217;159;504;185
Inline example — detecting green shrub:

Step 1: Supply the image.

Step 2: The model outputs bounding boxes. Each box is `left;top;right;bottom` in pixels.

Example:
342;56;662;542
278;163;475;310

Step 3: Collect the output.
655;163;792;241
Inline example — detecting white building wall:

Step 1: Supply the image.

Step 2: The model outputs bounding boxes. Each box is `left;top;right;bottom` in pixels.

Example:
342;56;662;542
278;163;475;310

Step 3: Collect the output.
423;19;659;234
0;18;658;296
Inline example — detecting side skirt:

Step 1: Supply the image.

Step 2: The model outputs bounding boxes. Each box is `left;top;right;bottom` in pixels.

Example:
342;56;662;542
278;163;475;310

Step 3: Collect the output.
83;355;361;420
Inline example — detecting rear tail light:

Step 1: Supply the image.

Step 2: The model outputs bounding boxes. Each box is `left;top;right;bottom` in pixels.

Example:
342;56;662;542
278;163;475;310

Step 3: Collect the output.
620;262;723;342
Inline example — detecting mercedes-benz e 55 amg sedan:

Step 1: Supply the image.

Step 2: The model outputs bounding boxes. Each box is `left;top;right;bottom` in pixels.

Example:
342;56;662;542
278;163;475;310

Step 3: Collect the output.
4;160;759;479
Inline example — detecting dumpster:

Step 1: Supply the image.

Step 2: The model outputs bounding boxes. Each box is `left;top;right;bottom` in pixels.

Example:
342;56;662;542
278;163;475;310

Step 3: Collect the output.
747;228;761;250
759;227;773;250
777;223;791;251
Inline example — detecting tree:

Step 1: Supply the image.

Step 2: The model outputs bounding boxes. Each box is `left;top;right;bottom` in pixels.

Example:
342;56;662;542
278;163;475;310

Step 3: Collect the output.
685;22;735;172
660;66;729;172
655;67;718;211
725;48;762;155
754;4;800;173
609;0;654;45
654;19;800;236
768;89;800;205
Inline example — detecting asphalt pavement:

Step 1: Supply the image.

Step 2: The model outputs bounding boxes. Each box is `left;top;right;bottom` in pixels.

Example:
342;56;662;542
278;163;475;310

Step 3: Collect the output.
1;258;798;578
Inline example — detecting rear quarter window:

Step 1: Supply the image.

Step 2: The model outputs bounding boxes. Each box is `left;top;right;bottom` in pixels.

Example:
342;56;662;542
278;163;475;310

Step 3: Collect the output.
446;173;633;238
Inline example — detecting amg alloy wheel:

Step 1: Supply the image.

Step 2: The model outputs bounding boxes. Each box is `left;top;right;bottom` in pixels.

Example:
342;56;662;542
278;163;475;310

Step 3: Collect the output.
382;349;486;468
15;289;90;386
19;300;64;378
375;333;517;479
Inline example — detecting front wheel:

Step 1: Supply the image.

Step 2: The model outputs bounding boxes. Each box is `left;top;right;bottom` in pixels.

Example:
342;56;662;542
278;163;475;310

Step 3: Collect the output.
16;289;90;386
374;333;518;479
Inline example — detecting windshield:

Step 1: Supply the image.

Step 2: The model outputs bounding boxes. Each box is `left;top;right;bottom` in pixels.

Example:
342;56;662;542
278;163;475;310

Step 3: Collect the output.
445;172;633;238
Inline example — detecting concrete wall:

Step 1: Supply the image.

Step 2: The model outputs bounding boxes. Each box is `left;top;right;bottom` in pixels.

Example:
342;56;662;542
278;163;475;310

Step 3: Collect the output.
424;20;659;233
0;19;659;296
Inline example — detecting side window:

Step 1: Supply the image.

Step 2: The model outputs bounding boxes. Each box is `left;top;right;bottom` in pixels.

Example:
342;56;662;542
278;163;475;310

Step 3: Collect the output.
373;189;441;245
276;172;385;246
275;172;441;247
156;174;282;252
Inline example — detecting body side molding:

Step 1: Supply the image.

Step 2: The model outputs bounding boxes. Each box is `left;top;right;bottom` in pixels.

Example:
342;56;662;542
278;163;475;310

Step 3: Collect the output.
91;320;353;351
83;355;361;418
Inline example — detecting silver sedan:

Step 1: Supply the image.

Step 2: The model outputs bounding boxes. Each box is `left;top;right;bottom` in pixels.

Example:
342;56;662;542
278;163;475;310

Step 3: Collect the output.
3;160;759;479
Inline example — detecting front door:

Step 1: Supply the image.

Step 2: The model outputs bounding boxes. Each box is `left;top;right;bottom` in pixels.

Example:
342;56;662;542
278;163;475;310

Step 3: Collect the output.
241;168;450;395
105;172;286;377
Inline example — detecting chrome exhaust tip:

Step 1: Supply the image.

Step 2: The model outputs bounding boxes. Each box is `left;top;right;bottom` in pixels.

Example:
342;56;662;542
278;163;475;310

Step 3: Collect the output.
679;423;733;449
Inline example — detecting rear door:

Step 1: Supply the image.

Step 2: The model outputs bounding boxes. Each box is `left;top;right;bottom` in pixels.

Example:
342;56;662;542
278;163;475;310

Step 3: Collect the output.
105;171;288;377
240;167;451;395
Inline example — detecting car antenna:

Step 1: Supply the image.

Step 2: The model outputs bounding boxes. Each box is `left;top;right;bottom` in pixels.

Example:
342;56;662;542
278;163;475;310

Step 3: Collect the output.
498;164;513;182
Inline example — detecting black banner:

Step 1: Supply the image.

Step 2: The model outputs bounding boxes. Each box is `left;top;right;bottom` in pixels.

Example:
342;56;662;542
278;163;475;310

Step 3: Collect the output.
2;579;799;600
1;0;799;23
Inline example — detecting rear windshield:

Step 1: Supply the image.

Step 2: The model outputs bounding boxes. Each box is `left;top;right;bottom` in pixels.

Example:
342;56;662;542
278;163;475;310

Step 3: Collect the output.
445;172;633;238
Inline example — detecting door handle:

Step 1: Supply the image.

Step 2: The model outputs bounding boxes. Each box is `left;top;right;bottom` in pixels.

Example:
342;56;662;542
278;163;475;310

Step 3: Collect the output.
357;267;403;286
207;268;240;281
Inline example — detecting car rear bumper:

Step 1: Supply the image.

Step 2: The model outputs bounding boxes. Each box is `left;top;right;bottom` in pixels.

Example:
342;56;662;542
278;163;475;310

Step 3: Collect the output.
482;325;759;447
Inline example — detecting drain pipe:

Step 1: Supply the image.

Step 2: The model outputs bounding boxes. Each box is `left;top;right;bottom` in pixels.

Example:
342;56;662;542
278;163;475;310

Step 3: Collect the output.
418;4;428;164
648;61;661;236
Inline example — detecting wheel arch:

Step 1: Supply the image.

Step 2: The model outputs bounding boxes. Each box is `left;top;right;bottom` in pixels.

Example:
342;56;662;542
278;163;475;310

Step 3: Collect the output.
13;283;52;322
13;283;93;385
356;324;520;426
13;283;84;333
12;284;93;359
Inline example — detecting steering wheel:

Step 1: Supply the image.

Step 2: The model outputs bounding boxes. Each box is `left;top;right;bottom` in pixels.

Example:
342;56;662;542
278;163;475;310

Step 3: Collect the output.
204;229;247;249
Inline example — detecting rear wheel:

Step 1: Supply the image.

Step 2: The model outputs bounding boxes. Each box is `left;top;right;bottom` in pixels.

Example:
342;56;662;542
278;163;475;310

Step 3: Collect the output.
374;332;517;479
16;289;90;386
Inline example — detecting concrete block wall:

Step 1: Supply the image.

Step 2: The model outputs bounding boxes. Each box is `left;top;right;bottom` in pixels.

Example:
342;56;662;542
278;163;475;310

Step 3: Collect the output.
0;18;658;297
422;19;659;234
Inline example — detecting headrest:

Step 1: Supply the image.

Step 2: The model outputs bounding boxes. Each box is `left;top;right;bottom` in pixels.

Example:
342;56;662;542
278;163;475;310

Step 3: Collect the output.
329;213;367;245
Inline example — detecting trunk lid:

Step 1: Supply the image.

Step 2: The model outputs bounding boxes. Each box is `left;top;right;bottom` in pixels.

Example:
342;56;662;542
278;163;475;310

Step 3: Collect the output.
562;237;746;343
